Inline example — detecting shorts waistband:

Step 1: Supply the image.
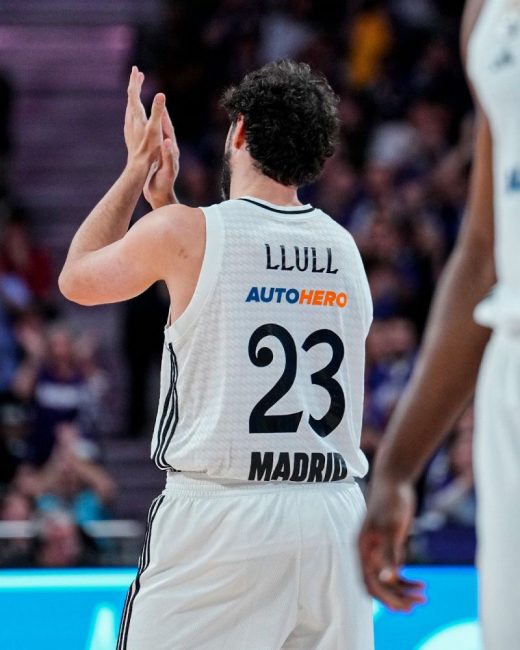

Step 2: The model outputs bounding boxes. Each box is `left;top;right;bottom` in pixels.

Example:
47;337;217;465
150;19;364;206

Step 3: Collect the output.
164;471;357;497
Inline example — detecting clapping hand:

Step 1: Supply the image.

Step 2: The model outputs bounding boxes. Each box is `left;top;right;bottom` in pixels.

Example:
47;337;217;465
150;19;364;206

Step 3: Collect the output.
124;66;179;209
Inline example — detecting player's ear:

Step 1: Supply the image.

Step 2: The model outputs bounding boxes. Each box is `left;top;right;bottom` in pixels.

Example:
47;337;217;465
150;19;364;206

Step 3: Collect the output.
231;115;247;150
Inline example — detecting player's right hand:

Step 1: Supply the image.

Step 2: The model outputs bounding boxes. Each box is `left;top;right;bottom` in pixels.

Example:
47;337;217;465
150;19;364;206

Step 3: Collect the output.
143;106;179;210
357;478;426;611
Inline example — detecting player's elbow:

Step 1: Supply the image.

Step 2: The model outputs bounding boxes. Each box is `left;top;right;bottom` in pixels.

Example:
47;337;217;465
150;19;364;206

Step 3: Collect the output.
58;268;96;306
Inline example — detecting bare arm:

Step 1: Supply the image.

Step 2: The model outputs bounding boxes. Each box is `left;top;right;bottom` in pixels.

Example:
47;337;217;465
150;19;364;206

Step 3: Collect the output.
374;0;491;484
59;67;190;306
375;113;494;484
358;112;494;611
60;161;149;266
59;202;190;306
358;0;495;604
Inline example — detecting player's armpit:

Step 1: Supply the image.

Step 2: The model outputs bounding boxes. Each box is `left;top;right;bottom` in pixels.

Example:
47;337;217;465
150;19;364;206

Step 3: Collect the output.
59;204;198;306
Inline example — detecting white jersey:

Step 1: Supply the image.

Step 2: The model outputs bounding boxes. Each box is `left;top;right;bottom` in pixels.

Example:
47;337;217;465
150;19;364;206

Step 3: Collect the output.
150;197;372;482
468;0;520;329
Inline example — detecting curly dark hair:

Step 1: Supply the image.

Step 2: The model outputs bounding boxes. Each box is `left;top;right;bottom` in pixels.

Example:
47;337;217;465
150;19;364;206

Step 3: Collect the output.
221;60;339;187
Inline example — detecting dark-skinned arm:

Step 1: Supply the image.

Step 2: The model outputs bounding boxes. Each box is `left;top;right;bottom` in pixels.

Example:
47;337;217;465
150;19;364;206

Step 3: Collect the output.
357;0;492;610
358;110;495;610
378;113;494;484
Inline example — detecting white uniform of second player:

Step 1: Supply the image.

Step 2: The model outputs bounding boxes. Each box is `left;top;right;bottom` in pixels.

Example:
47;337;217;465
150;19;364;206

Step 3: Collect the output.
117;197;374;649
468;0;520;646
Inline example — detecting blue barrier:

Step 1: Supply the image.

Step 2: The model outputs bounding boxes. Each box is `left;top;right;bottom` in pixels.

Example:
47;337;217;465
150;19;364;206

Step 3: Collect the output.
0;567;480;649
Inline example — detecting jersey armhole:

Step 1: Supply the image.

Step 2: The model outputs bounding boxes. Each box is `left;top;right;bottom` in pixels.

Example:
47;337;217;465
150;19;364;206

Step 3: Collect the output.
164;204;224;346
343;229;373;337
359;264;373;338
350;243;373;337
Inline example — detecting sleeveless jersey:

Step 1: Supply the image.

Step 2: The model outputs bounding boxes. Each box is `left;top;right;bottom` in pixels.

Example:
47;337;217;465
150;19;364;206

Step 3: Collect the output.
150;197;372;482
468;0;520;329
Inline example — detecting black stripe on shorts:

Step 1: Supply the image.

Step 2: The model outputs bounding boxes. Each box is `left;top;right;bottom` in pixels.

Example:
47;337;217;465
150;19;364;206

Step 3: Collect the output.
116;494;165;650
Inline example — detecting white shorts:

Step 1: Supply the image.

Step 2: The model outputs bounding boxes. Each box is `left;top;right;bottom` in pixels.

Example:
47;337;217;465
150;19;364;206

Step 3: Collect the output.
117;473;374;650
475;332;520;648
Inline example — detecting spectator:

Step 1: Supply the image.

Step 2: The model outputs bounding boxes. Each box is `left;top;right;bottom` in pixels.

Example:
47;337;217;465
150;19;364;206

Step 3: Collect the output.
0;269;32;394
346;0;394;89
0;489;34;567
35;422;115;526
363;316;417;463
0;211;53;305
33;510;99;568
0;393;27;485
14;321;99;465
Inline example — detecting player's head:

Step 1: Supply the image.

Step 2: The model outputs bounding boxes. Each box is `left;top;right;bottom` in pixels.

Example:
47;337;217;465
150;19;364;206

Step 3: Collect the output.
220;60;339;200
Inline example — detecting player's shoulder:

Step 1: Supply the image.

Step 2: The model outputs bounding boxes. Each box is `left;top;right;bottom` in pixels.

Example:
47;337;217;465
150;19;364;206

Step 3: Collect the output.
146;203;205;241
315;207;359;248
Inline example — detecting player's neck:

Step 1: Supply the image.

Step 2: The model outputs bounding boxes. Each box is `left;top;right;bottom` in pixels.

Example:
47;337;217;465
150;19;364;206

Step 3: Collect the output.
229;169;301;207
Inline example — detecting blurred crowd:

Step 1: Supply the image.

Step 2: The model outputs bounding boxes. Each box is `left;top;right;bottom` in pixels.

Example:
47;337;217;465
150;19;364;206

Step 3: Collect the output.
0;0;476;566
0;69;115;564
0;225;116;565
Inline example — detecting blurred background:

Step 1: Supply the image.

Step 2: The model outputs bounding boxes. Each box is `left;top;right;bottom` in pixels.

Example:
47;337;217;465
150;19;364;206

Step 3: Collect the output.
0;0;475;575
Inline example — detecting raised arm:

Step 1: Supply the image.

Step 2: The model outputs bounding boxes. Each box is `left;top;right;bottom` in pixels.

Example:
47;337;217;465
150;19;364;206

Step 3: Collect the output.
59;67;189;306
358;106;495;609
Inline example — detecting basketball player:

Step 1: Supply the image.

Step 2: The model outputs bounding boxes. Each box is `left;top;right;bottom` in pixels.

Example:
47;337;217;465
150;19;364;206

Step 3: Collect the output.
59;62;374;649
358;0;520;646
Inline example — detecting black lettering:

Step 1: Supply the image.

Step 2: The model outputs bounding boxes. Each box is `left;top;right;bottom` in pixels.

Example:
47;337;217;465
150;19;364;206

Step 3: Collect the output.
281;245;295;271
265;244;280;270
249;452;274;480
311;247;325;273
290;453;310;481
331;453;348;481
295;246;309;272
307;453;326;482
323;452;334;482
326;248;338;274
271;452;291;480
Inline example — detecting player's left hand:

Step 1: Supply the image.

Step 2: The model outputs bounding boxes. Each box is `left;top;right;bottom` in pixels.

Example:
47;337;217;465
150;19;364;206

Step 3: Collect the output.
144;105;179;210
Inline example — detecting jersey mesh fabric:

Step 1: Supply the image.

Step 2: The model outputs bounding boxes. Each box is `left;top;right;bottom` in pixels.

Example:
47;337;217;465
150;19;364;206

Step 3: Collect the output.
150;198;372;481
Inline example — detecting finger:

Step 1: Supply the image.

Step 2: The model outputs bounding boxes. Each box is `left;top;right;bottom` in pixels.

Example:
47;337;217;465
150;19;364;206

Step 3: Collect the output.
143;161;157;196
127;65;138;101
160;138;175;175
149;93;166;127
127;66;146;117
364;566;426;611
381;576;426;608
395;575;424;589
379;570;425;596
161;106;175;141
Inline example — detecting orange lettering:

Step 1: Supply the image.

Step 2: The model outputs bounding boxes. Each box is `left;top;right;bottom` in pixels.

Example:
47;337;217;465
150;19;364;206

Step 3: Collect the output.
336;293;348;308
312;290;325;306
299;289;314;304
324;291;336;306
